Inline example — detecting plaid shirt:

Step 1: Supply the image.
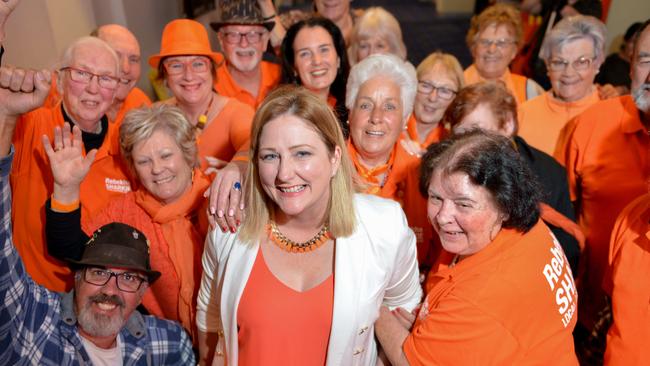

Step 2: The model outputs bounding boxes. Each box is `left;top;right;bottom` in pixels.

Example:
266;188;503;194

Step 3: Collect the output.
0;150;195;365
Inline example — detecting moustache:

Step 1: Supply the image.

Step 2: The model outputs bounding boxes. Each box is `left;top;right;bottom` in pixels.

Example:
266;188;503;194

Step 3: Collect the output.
88;293;124;307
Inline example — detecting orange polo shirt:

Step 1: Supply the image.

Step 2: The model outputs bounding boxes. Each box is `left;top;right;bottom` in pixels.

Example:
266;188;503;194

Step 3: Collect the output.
347;140;435;266
405;114;447;150
554;95;650;330
518;89;599;156
214;59;281;109
197;98;254;170
464;64;531;105
11;105;131;291
408;222;578;365
603;193;650;366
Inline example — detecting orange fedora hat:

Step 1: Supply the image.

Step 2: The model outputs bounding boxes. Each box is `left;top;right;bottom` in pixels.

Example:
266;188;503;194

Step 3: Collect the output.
149;19;223;68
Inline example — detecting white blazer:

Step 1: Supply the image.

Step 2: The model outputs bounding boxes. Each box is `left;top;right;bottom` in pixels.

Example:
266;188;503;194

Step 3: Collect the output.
196;194;422;366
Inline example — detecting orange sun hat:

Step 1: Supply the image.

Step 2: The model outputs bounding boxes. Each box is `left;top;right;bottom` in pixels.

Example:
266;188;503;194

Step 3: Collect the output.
148;19;223;68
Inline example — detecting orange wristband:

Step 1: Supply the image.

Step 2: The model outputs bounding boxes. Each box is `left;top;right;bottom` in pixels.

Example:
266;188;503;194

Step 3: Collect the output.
51;196;80;212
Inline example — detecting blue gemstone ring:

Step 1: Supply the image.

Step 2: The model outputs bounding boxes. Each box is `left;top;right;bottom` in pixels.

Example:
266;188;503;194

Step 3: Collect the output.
233;181;242;191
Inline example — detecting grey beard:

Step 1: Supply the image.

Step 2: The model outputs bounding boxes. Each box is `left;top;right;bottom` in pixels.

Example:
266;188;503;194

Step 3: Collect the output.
77;294;126;338
632;83;650;113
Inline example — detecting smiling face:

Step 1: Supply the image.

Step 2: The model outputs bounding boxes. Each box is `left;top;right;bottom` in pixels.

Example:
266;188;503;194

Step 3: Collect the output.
547;38;598;102
132;129;193;205
218;25;269;73
74;267;146;339
98;25;142;103
257;114;341;222
631;26;650;114
427;170;504;256
414;63;460;126
471;23;517;80
293;26;340;97
314;0;350;22
349;77;404;167
163;55;213;107
61;42;118;131
453;103;515;137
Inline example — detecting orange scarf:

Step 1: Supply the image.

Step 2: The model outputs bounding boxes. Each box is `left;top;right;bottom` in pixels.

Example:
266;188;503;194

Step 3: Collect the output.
348;141;397;195
134;169;210;339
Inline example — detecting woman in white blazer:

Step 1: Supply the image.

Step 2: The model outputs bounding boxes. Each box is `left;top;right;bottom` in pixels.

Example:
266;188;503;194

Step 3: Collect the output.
196;86;421;365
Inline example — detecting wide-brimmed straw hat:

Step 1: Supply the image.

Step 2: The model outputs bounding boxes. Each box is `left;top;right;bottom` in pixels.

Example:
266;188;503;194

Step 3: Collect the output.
149;19;223;69
66;222;161;284
210;0;274;32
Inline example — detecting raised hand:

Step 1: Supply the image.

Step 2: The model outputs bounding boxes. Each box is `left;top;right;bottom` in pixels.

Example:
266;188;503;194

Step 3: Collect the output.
0;0;20;43
0;66;51;117
42;123;97;203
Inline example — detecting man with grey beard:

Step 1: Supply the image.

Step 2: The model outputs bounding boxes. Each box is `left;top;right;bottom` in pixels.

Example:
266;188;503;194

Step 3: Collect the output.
554;18;650;363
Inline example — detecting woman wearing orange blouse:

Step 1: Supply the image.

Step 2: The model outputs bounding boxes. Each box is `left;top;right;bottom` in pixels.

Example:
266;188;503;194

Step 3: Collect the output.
196;86;421;365
518;15;607;156
464;4;543;105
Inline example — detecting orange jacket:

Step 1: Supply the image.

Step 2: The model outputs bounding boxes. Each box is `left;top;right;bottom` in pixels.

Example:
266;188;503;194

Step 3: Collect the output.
603;193;650;366
554;95;650;329
214;59;281;109
11;105;131;291
411;222;578;365
464;64;531;105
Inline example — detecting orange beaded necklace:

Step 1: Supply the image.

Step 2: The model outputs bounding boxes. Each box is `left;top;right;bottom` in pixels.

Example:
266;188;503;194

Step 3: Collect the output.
266;221;331;253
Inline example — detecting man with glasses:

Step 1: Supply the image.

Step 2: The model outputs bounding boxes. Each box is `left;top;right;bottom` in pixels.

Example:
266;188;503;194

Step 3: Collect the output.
210;0;281;109
0;143;194;365
555;19;650;362
0;35;131;293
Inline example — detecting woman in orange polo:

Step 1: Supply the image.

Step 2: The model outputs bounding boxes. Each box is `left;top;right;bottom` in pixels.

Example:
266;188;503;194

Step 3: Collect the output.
375;131;578;365
149;19;254;172
464;4;543;105
518;15;607;156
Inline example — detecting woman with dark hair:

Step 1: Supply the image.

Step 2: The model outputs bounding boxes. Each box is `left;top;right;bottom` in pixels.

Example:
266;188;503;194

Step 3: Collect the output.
375;130;579;365
281;17;350;136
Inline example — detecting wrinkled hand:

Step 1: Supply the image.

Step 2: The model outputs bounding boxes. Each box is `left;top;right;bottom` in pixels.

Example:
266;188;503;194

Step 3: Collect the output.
42;123;97;200
597;83;620;100
0;66;51;117
203;156;228;176
205;160;247;232
400;136;424;158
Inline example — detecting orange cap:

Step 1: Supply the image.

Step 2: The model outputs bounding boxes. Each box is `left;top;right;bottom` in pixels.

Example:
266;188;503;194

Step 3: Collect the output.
148;19;223;68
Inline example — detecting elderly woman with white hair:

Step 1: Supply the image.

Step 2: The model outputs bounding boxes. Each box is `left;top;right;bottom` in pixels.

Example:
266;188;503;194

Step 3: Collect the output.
347;7;407;64
346;54;434;267
518;15;609;156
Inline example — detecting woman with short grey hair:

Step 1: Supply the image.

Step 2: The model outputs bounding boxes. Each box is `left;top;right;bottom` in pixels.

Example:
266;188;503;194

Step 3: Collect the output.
347;7;407;64
518;15;611;155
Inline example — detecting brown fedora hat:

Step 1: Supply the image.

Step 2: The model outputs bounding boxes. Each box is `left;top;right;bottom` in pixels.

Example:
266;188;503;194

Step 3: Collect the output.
210;0;274;32
149;19;223;69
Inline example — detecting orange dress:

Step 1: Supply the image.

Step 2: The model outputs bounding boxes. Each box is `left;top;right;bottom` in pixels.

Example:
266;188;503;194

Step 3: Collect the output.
464;64;533;105
603;193;650;365
554;95;650;330
11;104;131;291
518;89;599;156
214;59;281;109
237;248;333;365
411;222;578;365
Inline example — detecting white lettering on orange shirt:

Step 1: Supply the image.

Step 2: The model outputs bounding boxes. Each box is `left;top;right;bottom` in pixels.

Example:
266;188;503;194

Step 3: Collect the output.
542;232;577;327
105;178;131;193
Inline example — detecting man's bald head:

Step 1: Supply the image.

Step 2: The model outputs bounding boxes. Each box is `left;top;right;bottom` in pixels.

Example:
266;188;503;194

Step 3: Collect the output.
96;24;141;101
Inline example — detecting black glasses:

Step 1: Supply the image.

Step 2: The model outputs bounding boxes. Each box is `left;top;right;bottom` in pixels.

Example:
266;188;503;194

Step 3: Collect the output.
547;56;596;72
220;30;266;44
60;67;119;90
83;267;147;293
417;81;457;100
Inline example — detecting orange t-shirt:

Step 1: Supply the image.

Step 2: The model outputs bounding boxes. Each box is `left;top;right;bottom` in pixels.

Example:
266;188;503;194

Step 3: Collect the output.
554;95;650;329
237;247;333;366
518;89;599;156
214;59;281;109
603;193;650;366
464;64;530;105
11;105;131;291
197;98;254;170
347;140;436;266
409;222;578;365
405;113;447;150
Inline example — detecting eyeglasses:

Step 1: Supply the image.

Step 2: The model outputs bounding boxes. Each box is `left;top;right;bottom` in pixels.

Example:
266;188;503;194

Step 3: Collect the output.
476;38;516;50
83;267;147;293
60;67;119;90
163;57;210;75
220;30;266;44
547;56;596;72
417;81;458;100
